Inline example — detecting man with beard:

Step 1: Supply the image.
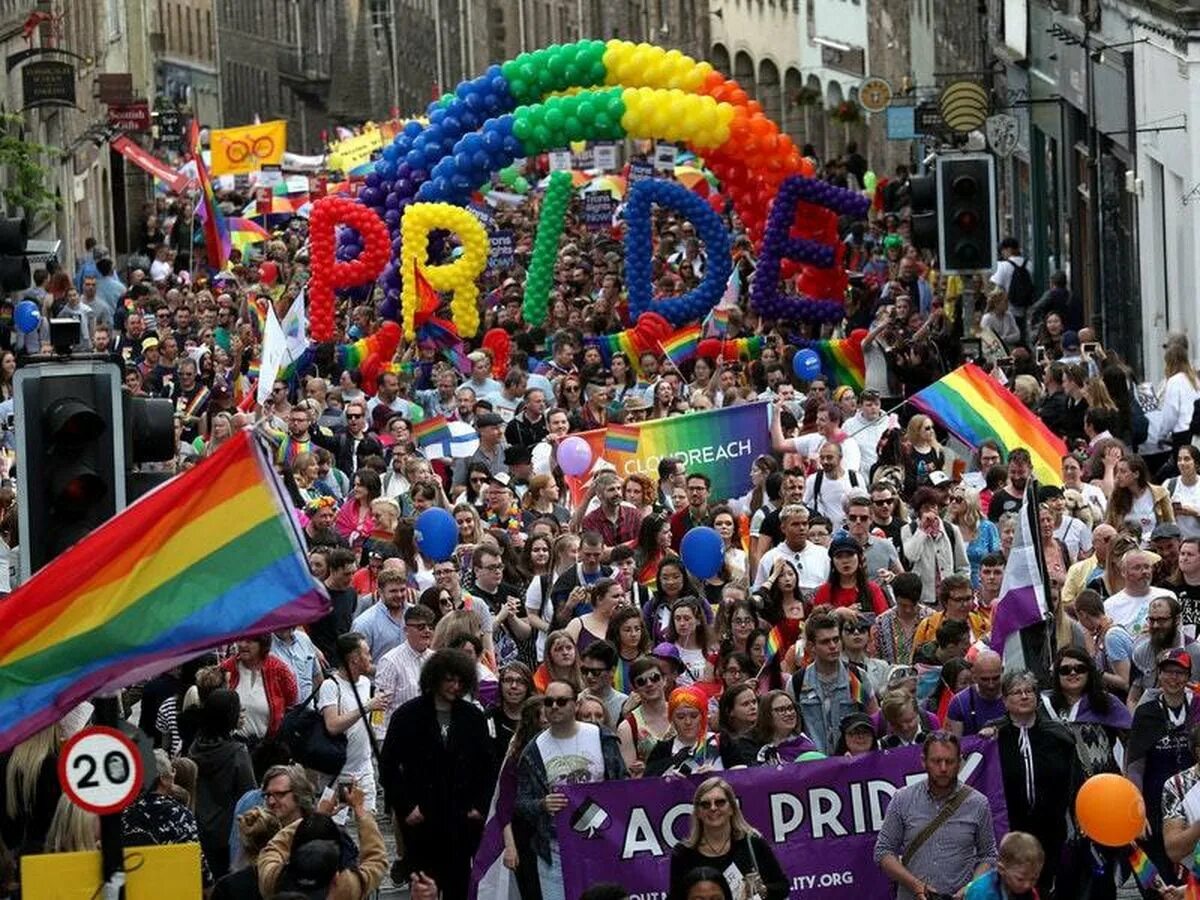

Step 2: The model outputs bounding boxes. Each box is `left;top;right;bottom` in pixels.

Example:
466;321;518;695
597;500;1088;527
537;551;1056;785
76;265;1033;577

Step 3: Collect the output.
1153;522;1183;586
1105;549;1177;638
1128;596;1200;705
987;448;1032;522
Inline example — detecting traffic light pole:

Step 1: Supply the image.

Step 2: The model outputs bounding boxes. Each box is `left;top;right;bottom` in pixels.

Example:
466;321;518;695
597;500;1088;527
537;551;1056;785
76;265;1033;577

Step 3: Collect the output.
93;695;126;900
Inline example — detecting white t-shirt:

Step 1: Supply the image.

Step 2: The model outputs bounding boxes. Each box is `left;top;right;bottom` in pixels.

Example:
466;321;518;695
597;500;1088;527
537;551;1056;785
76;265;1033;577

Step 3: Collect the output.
234;662;270;740
754;542;830;590
802;467;860;532
318;672;374;778
789;434;861;476
537;722;604;786
1161;372;1200;437
1169;477;1200;539
1053;515;1093;561
1126;490;1158;545
1105;588;1177;638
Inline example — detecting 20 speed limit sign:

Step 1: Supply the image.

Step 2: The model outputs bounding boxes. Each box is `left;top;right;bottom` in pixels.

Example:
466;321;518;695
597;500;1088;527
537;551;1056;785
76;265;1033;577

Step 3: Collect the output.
58;726;143;815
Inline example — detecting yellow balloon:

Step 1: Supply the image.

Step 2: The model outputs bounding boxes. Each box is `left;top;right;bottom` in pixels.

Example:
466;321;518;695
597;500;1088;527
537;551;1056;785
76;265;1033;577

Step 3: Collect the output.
399;202;487;340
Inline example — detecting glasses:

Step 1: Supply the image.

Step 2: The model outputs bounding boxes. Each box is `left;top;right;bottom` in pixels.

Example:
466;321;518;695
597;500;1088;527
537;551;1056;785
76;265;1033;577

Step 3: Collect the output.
872;498;892;506
543;696;574;708
634;671;663;688
477;563;504;572
842;624;869;635
433;568;456;577
1005;688;1036;698
581;666;610;677
346;413;364;420
697;797;730;811
501;677;527;686
264;789;294;801
1057;665;1088;676
732;616;755;626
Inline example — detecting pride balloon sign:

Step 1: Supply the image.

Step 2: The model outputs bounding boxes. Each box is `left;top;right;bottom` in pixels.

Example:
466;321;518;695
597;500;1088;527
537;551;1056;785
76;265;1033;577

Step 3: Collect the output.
305;40;869;342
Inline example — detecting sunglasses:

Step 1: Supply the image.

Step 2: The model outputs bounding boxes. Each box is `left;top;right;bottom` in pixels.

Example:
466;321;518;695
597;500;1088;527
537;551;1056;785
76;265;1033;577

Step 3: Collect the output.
842;624;870;635
346;413;364;420
1057;664;1089;676
581;666;610;677
696;797;730;811
543;696;573;708
634;671;663;688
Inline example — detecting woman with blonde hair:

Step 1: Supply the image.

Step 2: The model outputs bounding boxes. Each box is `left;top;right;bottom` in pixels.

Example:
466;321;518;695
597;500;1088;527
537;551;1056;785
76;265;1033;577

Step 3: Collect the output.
206;411;237;455
532;630;583;694
1;724;62;858
1012;374;1042;410
947;486;1000;588
980;289;1020;347
901;414;945;496
43;795;98;853
668;777;787;900
288;451;325;508
1082;377;1118;413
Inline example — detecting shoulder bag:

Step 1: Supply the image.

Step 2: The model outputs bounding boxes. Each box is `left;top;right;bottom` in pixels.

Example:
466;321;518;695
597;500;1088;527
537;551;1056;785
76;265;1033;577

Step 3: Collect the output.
277;680;348;776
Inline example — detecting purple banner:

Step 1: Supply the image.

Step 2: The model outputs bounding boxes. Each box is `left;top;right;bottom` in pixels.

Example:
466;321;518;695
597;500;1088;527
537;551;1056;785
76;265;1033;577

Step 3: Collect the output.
555;739;1008;900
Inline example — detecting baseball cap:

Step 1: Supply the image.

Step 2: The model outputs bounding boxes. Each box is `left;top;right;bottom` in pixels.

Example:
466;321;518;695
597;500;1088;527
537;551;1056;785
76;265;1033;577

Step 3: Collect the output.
1061;330;1081;351
1152;523;1183;542
840;712;875;734
276;839;339;899
141;336;159;351
651;642;686;674
1158;648;1192;672
926;471;951;487
828;534;861;557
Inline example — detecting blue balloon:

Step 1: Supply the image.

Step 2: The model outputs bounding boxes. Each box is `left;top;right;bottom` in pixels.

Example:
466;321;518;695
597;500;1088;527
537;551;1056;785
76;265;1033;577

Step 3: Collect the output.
14;300;40;335
415;508;458;562
680;527;724;580
793;348;823;381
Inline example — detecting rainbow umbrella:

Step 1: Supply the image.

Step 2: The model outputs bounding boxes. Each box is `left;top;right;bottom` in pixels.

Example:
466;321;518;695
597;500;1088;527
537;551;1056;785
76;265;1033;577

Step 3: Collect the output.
228;216;271;254
673;164;720;196
580;174;626;199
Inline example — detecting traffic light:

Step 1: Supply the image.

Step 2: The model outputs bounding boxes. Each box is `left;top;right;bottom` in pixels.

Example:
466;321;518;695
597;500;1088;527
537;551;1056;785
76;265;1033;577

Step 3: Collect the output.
0;218;30;292
15;361;125;577
908;173;938;251
936;154;996;272
13;361;174;579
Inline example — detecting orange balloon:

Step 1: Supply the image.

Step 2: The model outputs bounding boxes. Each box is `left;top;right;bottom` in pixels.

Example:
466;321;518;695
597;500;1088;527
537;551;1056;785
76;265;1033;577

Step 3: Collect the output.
1075;774;1145;847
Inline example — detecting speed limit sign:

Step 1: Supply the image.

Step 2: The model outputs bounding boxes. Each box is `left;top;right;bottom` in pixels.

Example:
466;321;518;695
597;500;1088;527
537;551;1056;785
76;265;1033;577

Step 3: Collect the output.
58;726;143;815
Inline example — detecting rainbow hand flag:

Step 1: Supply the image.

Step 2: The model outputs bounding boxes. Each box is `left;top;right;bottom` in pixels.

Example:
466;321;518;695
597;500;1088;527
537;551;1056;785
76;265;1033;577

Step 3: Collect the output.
760;618;802;669
604;423;639;454
0;432;327;752
661;324;701;368
910;363;1068;486
413;415;451;449
1128;845;1163;893
189;120;230;270
810;336;866;391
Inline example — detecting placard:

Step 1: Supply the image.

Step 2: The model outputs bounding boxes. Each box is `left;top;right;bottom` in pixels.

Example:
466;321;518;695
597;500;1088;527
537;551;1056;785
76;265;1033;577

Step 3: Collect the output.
573;144;594;170
628;159;655;185
488;229;515;270
592;143;618;172
653;141;677;172
582;193;617;231
547;150;573;172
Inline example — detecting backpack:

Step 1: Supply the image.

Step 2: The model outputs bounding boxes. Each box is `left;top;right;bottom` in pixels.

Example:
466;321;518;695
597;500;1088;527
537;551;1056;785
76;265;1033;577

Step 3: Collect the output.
1005;258;1035;308
808;469;859;519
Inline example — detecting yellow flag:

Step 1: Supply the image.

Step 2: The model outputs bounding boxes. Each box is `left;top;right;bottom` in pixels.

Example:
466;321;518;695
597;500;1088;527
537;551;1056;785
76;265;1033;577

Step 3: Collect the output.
209;120;287;175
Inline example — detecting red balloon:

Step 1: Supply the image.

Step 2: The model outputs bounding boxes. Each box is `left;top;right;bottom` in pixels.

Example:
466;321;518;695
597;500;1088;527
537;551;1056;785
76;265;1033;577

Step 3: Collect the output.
707;193;725;214
308;197;390;343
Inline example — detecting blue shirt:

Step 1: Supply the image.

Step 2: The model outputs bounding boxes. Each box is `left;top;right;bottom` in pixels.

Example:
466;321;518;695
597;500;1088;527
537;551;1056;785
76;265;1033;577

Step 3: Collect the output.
271;630;321;699
351;602;408;660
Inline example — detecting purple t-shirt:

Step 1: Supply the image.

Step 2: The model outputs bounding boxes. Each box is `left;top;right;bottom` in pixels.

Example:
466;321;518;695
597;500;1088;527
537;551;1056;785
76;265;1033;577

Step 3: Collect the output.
945;686;1006;736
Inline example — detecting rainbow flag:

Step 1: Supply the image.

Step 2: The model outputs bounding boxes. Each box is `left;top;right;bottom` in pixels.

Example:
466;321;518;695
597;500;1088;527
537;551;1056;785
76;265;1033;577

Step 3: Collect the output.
604;423;639;454
760;618;802;669
0;432;327;752
189;120;230;270
702;305;732;339
811;337;866;391
1128;845;1163;893
661;324;701;369
909;363;1068;486
413;415;451;449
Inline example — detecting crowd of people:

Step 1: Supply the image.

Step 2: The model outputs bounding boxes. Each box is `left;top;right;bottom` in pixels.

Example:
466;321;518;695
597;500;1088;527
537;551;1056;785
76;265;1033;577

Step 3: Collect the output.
2;142;1200;900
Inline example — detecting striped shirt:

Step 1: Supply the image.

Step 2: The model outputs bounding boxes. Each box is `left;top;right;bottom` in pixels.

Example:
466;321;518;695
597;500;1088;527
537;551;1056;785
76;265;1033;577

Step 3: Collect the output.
873;780;997;899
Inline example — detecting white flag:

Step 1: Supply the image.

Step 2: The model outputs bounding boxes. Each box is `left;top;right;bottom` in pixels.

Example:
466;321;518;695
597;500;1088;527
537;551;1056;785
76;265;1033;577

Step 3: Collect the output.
279;290;308;363
989;482;1050;671
256;304;287;405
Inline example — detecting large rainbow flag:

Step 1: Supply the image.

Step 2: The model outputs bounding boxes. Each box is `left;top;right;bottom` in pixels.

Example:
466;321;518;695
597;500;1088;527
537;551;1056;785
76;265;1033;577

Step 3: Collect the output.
909;363;1067;485
0;432;328;752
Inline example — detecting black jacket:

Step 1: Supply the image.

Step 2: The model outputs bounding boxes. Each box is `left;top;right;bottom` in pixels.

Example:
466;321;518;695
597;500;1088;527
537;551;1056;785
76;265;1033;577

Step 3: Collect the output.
312;427;383;478
381;693;497;826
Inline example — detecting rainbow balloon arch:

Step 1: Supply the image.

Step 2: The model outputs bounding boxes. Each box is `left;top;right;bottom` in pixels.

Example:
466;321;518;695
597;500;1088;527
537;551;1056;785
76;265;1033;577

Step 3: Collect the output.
306;40;870;347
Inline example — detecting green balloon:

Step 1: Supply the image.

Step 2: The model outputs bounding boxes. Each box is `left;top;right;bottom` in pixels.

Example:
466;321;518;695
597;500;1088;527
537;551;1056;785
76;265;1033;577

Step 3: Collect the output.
863;170;877;192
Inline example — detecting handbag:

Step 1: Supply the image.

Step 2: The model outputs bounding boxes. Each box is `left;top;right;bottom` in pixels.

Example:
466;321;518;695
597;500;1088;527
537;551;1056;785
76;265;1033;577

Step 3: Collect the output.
278;681;348;776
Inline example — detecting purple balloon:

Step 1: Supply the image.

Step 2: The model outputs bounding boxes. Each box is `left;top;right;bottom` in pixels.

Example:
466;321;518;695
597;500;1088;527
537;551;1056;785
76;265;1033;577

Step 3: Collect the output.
557;436;593;477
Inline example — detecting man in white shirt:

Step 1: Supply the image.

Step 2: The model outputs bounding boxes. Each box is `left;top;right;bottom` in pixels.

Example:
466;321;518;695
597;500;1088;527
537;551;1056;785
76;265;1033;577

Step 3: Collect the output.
1105;550;1178;638
754;504;830;590
803;442;861;532
844;389;889;481
772;401;860;475
374;604;436;737
318;632;389;813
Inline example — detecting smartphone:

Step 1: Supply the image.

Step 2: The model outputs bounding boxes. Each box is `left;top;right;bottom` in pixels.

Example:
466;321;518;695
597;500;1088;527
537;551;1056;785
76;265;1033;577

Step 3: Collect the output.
1081;342;1099;356
1035;346;1047;365
336;777;354;804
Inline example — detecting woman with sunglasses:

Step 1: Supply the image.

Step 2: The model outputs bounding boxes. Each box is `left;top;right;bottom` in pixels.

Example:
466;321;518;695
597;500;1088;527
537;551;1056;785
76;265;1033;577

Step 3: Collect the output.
645;686;723;777
1041;647;1131;779
617;657;673;778
747;690;818;765
668;777;787;900
947;486;1000;588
